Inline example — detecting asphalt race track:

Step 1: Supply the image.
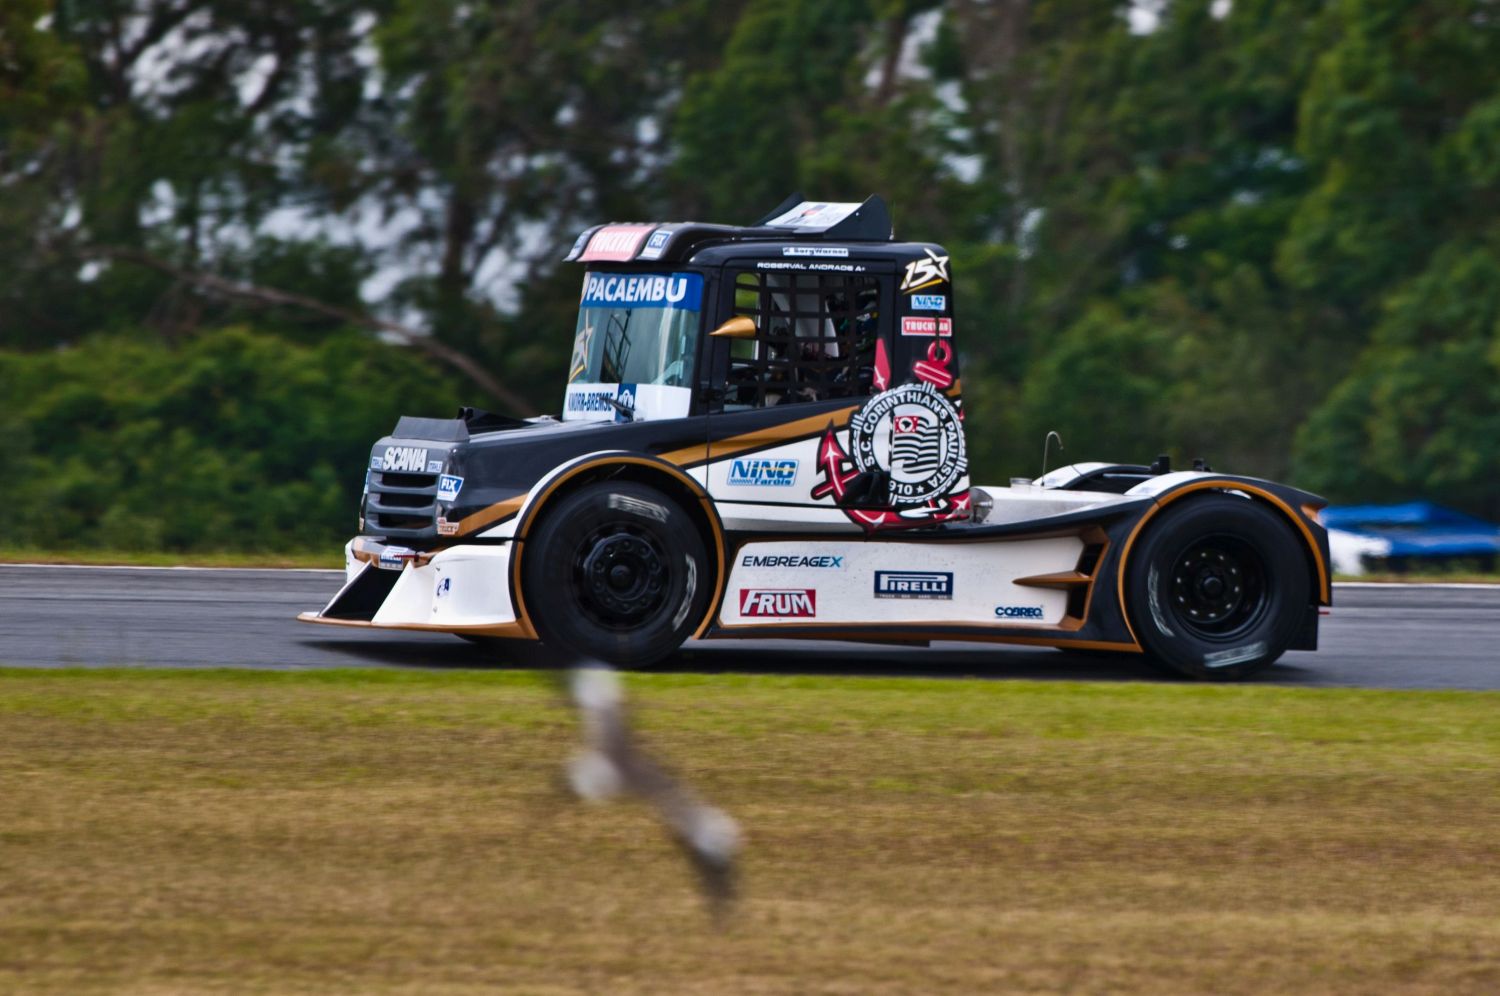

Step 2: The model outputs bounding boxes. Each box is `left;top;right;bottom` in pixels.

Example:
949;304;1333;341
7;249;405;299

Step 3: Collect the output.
1;564;1497;690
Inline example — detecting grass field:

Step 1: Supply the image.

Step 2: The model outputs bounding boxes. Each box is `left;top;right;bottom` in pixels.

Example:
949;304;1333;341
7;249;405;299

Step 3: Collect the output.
1;668;1498;994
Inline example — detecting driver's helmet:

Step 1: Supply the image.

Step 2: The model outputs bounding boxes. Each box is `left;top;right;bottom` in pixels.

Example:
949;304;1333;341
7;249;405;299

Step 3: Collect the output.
852;288;879;348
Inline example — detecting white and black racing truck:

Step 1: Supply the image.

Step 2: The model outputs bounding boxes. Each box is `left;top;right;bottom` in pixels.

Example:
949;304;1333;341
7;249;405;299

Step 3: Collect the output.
299;196;1331;680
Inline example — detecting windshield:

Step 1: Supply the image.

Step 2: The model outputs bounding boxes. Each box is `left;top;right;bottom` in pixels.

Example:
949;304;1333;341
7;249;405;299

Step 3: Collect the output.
564;271;703;422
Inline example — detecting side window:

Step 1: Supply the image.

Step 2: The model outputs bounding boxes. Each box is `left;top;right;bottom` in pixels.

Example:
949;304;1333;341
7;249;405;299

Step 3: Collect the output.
724;270;883;410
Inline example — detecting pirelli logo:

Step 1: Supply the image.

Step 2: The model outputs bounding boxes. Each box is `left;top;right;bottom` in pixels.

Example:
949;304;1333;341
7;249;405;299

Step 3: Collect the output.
739;588;816;618
873;570;953;599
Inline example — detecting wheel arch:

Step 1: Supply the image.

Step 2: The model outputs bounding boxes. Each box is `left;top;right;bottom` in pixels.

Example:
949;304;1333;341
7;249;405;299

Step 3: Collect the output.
510;453;728;641
1114;480;1330;648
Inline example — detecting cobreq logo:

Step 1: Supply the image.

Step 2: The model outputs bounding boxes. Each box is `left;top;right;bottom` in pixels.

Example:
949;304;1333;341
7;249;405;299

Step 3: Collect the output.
739;588;816;618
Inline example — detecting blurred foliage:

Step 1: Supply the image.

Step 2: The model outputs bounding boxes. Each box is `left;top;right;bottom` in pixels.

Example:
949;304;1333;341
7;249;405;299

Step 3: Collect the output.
1;0;1498;553
0;330;457;551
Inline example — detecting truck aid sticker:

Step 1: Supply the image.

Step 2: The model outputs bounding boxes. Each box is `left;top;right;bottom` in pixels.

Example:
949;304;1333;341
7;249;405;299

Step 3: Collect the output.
578;225;654;262
901;316;953;337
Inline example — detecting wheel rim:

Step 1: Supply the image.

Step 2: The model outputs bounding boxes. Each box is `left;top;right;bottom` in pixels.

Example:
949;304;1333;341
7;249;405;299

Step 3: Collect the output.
1167;535;1268;639
570;526;669;628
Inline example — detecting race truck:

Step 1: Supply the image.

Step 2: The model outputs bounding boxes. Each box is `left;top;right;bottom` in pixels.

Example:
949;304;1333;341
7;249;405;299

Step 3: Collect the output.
299;196;1331;680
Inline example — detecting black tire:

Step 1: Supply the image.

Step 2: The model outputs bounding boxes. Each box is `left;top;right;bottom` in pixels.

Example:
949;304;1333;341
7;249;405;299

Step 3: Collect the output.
1124;494;1310;681
520;480;712;667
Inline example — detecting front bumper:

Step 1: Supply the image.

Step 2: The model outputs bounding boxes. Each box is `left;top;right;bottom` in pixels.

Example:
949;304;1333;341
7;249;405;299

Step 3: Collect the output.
296;538;534;639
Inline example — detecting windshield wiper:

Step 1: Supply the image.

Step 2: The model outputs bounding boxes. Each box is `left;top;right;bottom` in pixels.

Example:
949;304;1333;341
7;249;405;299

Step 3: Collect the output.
604;396;636;422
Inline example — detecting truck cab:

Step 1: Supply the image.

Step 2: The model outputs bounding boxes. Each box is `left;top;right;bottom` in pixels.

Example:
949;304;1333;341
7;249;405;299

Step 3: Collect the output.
560;196;969;533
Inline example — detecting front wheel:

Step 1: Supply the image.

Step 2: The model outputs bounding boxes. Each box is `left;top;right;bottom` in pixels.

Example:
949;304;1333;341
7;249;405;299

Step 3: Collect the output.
1125;494;1310;681
521;480;712;667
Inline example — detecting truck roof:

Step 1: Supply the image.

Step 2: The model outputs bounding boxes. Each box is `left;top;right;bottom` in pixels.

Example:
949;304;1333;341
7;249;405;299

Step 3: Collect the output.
563;194;898;266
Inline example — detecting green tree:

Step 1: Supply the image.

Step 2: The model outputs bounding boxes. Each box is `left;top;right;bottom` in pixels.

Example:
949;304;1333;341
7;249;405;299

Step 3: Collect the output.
1290;0;1500;514
0;329;460;552
1294;242;1500;517
0;0;387;345
943;0;1331;480
4;0;1499;546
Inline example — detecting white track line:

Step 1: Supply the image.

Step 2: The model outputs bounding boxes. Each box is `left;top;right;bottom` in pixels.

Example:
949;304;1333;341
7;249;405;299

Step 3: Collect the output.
2;564;1497;588
1335;581;1500;590
0;563;343;574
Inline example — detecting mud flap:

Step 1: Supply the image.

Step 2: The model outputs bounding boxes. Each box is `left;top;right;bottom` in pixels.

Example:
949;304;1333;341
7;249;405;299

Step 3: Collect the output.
1288;602;1320;651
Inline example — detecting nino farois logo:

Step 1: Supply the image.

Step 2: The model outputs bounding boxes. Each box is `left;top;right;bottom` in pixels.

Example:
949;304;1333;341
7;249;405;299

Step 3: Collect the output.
739;589;816;618
728;458;799;487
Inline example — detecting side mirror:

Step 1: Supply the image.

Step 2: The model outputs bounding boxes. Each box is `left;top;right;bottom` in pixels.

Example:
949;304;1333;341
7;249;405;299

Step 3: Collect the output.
709;316;757;340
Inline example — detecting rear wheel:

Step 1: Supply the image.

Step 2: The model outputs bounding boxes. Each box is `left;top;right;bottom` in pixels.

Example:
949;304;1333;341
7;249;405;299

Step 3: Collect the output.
1125;494;1310;680
521;481;712;667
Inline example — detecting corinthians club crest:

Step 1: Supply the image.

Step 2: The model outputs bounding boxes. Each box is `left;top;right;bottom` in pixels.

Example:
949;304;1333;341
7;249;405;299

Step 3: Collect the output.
812;378;971;531
849;381;966;503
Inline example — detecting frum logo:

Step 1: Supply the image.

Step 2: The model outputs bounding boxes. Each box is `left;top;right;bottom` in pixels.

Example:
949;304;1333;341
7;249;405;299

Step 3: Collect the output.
739;589;816;618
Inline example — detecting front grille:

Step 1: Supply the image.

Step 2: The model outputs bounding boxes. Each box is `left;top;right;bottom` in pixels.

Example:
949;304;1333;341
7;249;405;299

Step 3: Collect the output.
379;491;432;509
372;511;434;531
365;469;440;539
379;471;435;489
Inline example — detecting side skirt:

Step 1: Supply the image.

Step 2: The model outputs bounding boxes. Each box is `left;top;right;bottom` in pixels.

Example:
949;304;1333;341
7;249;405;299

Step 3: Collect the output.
697;624;1141;653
